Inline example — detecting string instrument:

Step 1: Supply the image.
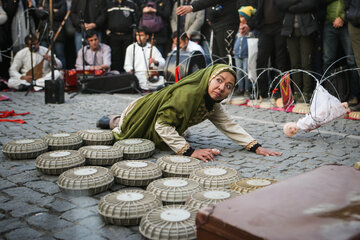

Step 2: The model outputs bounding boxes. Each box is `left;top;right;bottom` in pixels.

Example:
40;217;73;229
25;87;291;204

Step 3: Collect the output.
26;10;71;80
147;34;160;83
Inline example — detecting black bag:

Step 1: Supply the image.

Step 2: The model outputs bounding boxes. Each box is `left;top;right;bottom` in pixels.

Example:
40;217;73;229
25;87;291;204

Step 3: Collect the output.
323;66;350;102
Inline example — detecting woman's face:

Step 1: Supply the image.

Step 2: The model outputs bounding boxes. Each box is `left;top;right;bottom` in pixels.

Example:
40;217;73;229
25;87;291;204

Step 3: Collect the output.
208;71;235;101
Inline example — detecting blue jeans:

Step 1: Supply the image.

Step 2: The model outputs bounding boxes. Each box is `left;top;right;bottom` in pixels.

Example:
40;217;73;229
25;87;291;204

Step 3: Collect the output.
40;41;66;69
74;31;102;53
235;57;251;92
323;22;360;97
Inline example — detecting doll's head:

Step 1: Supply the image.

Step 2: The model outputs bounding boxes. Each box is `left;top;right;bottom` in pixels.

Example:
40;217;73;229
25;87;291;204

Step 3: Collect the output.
283;122;299;137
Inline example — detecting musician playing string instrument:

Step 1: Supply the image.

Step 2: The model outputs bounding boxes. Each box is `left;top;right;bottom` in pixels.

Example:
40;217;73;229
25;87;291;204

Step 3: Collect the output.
123;26;165;91
7;34;62;91
75;30;112;72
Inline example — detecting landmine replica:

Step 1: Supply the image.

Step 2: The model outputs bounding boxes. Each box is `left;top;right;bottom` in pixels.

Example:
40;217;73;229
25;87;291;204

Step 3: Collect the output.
35;150;85;175
230;178;277;194
78;145;123;166
57;166;114;195
190;166;240;190
111;160;162;186
157;155;203;177
186;189;239;210
139;205;197;240
292;103;310;114
98;189;162;226
147;177;202;205
113;138;155;159
77;129;114;145
2;138;48;160
42;132;83;150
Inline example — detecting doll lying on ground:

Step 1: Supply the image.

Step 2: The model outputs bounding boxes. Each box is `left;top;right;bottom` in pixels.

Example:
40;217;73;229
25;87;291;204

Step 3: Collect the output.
283;84;349;137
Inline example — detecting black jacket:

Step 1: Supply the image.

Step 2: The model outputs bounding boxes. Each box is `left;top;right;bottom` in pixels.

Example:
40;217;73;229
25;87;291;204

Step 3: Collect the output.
106;0;139;34
36;0;67;42
70;0;106;32
344;0;360;27
191;0;239;29
275;0;319;37
248;0;284;31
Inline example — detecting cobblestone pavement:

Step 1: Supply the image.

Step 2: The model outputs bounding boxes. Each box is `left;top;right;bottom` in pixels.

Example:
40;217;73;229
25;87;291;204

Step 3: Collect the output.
0;91;359;240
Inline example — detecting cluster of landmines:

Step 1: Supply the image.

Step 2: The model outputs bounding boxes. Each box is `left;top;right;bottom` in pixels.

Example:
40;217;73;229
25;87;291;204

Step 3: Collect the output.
3;130;278;240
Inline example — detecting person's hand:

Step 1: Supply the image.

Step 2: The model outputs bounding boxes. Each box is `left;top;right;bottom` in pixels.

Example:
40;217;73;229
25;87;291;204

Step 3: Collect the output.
176;5;193;16
240;23;250;36
100;64;108;71
143;6;156;13
21;75;33;83
44;54;51;61
84;23;96;30
333;17;344;28
148;58;158;66
255;147;282;157
191;148;220;162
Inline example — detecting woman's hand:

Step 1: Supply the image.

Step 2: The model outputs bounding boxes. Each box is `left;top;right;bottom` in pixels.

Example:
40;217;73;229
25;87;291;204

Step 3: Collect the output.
191;148;220;162
255;147;282;157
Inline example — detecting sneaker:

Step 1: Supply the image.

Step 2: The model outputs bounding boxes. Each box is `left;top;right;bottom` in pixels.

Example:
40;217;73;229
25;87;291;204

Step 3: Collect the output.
96;116;110;129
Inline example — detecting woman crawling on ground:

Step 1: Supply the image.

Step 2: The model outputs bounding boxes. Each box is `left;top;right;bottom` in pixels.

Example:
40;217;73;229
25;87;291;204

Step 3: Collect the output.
108;64;282;162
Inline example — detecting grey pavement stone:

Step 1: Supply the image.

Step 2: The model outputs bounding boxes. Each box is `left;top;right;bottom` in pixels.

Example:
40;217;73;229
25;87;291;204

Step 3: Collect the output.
0;179;16;190
68;196;99;208
6;170;40;184
53;225;93;240
24;181;60;195
45;199;76;212
0;213;5;220
97;225;139;240
1;200;46;218
78;215;105;230
61;208;97;222
5;227;43;240
0;218;27;234
3;187;45;203
26;212;72;231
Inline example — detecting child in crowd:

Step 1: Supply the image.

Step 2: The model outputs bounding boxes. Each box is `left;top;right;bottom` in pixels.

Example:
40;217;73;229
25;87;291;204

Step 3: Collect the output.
234;6;256;98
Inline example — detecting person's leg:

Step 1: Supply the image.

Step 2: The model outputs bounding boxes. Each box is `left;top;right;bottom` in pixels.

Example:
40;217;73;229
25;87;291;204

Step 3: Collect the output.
235;57;244;92
300;34;314;98
74;31;84;53
348;22;360;109
287;34;302;93
339;25;360;101
242;57;251;92
54;41;66;69
256;31;273;98
7;77;29;90
109;34;122;72
322;22;339;77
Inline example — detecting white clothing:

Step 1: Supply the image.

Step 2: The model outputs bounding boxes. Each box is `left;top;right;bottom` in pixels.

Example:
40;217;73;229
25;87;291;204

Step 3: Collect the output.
75;43;112;71
0;6;8;24
124;42;165;90
297;84;347;131
8;46;62;90
173;40;205;56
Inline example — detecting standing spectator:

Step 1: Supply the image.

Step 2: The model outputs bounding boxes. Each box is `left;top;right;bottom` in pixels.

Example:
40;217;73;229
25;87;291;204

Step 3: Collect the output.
0;0;18;81
70;0;106;53
105;0;138;72
177;0;239;62
344;0;360;111
139;0;172;57
240;0;288;100
323;0;359;106
276;0;319;103
170;0;204;43
35;0;67;68
0;0;8;68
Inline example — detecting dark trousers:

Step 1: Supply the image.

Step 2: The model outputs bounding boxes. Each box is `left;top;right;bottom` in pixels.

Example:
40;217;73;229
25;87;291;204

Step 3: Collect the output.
287;29;314;94
108;33;133;72
256;24;288;98
213;24;238;61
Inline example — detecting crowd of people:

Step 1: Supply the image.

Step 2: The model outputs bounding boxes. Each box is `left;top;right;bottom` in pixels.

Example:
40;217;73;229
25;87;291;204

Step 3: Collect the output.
0;0;359;110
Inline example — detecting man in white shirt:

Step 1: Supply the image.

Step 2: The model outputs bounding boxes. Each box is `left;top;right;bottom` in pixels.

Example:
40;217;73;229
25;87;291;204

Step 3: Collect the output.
7;35;62;90
124;26;165;91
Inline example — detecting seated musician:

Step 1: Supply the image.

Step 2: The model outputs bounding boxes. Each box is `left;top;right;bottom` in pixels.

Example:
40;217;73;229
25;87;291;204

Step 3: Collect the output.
124;26;166;91
7;35;62;91
171;31;205;56
75;30;115;74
